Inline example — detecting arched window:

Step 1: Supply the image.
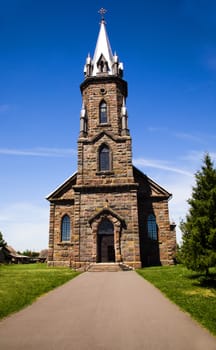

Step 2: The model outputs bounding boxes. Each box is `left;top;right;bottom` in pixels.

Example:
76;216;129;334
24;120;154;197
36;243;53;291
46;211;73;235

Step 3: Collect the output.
61;215;70;241
99;145;110;171
97;55;108;74
147;214;157;240
99;101;107;123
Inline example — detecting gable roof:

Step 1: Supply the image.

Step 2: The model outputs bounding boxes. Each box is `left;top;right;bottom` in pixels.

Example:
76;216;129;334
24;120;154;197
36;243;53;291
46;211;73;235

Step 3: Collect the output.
133;166;172;199
46;171;77;201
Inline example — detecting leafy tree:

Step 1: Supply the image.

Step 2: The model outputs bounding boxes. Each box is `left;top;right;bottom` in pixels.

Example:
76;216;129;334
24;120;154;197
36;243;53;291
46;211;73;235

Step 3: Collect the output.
39;249;48;259
180;153;216;275
22;250;39;258
0;231;7;248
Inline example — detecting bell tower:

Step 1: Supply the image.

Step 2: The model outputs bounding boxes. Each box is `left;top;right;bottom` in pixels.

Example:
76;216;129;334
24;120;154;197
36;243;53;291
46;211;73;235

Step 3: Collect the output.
73;12;141;267
77;17;133;187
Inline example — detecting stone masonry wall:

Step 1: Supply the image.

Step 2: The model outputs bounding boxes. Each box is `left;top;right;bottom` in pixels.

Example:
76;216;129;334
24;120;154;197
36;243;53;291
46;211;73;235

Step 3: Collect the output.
77;135;134;187
77;78;134;188
152;200;176;265
73;187;141;268
48;203;75;267
137;195;176;266
81;78;127;138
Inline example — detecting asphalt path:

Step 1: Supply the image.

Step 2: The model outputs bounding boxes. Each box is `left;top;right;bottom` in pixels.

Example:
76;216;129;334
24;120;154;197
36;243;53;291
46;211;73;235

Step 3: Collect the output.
0;271;215;350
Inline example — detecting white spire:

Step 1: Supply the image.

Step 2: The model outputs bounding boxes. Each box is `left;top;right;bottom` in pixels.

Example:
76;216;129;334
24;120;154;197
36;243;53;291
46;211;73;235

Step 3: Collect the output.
92;19;113;76
84;14;124;78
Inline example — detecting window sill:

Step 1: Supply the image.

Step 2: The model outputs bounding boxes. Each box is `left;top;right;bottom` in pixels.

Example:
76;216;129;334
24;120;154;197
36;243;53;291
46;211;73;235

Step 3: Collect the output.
97;123;111;127
57;242;73;246
96;171;114;176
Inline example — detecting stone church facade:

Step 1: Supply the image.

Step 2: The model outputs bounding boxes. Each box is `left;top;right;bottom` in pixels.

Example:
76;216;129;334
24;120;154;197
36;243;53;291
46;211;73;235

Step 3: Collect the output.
47;17;176;269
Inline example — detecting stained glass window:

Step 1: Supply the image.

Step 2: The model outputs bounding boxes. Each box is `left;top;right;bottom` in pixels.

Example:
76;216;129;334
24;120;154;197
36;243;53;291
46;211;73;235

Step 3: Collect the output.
99;101;107;123
61;215;70;241
147;214;157;240
99;145;110;171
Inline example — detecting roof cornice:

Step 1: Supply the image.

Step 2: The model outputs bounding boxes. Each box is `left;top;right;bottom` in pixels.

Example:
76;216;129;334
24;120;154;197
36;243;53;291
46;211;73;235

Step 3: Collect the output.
80;75;127;96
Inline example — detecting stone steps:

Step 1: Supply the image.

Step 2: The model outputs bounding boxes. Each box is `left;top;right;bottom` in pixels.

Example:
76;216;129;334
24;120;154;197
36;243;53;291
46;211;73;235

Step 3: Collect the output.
87;263;133;272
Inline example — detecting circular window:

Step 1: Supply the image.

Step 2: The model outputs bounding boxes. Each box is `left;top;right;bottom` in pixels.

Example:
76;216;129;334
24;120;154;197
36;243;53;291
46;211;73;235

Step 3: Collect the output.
100;88;107;95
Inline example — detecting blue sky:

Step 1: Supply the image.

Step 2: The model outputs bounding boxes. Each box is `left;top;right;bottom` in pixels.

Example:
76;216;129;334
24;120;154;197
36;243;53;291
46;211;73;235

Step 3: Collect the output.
1;0;216;252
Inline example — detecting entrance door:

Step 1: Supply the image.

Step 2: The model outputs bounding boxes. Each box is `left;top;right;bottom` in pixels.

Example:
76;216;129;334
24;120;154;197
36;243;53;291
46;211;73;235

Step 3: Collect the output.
97;219;115;262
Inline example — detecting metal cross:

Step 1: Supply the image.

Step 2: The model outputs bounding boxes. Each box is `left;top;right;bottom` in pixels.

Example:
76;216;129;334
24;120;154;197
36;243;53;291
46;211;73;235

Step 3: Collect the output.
98;8;107;21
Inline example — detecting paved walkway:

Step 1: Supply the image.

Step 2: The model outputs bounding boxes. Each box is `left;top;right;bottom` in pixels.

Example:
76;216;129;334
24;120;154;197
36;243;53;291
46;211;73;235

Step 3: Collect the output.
0;271;215;350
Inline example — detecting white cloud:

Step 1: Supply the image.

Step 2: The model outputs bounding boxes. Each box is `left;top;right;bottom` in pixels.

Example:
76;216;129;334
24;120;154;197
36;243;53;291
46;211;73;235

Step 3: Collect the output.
0;147;77;157
0;202;49;252
181;150;216;162
174;132;203;143
147;127;216;146
134;158;193;177
147;126;168;133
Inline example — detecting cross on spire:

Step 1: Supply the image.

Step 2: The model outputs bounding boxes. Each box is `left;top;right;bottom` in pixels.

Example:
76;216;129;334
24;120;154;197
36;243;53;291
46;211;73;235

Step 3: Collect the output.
98;8;107;22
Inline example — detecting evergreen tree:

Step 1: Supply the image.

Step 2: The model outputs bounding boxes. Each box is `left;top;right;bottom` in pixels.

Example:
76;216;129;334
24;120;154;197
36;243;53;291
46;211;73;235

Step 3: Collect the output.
181;153;216;275
0;231;7;248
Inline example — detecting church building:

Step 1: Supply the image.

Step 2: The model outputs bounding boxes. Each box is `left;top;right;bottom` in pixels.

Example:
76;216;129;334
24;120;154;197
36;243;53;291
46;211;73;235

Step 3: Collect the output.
47;14;176;269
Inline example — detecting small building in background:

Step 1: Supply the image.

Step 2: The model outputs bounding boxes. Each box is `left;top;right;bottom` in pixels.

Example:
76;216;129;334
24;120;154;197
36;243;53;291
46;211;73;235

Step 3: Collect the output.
0;246;30;264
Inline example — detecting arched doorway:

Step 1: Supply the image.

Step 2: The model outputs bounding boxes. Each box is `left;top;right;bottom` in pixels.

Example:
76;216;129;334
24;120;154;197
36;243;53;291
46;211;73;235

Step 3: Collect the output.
97;219;115;262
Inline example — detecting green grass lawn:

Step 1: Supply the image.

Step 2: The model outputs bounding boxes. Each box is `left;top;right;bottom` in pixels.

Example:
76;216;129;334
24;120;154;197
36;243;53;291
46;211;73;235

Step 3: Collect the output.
137;265;216;336
0;263;80;320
